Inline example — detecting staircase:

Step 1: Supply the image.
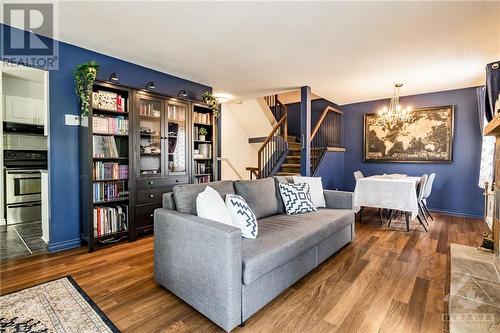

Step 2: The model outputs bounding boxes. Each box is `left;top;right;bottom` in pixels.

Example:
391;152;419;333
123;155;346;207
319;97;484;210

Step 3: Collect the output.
247;94;343;179
276;135;301;176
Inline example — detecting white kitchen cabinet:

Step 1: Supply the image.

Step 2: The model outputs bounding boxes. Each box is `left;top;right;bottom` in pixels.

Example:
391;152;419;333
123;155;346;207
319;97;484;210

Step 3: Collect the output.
4;95;44;125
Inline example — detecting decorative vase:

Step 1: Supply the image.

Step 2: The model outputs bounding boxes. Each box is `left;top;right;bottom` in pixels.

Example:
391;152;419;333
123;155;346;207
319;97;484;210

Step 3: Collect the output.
199;135;206;141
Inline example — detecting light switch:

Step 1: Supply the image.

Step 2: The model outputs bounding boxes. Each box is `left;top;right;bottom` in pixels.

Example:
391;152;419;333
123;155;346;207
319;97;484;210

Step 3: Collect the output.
65;114;80;126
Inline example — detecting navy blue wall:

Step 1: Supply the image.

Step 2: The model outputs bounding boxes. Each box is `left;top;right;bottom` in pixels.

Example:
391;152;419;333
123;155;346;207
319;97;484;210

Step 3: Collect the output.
285;98;342;140
315;151;345;190
2;25;211;251
342;87;483;218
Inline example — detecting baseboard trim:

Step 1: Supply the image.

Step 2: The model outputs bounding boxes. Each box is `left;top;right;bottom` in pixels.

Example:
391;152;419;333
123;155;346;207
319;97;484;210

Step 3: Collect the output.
48;238;81;252
428;208;482;219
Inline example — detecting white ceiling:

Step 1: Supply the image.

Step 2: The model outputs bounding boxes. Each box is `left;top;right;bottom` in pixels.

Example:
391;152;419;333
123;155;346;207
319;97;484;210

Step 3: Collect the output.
13;1;500;104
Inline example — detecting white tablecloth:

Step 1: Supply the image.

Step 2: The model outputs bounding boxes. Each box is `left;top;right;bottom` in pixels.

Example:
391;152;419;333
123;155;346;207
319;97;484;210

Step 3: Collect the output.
353;175;420;219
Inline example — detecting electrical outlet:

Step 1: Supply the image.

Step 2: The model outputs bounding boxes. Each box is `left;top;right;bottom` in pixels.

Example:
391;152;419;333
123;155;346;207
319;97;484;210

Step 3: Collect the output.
65;114;80;126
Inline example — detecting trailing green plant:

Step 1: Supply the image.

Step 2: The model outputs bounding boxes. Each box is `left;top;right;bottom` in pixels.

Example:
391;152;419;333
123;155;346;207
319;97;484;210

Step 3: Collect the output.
202;91;220;118
74;60;99;117
199;127;208;136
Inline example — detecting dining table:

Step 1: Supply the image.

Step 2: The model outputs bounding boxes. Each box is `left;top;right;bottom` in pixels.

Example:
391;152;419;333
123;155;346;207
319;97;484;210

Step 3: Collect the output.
353;174;421;227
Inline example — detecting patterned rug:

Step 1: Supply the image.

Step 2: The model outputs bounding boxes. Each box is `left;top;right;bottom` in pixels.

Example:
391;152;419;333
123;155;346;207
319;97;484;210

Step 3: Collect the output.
0;276;119;333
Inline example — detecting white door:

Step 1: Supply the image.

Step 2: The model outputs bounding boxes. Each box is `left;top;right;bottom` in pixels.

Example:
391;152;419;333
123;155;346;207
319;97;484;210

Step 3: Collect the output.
5;95;37;124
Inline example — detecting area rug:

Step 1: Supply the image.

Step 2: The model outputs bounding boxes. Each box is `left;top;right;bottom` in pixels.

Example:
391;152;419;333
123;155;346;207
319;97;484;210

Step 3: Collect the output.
0;276;120;333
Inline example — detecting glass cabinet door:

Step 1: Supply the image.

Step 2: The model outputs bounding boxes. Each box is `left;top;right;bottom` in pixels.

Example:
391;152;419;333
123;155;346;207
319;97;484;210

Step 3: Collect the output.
138;96;163;176
166;101;188;175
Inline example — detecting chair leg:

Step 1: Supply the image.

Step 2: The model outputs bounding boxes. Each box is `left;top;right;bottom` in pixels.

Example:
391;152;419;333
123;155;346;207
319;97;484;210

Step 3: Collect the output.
405;212;410;232
387;210;395;228
379;208;384;224
418;203;429;226
423;202;434;221
417;214;428;232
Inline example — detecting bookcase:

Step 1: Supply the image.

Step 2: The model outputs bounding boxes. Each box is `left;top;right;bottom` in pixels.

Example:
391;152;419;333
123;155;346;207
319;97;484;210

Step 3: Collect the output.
193;103;216;184
80;81;133;251
80;81;219;251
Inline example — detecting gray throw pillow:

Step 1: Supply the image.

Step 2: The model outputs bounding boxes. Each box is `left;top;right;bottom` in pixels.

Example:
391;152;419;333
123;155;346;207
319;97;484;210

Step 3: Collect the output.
234;178;283;219
173;180;235;215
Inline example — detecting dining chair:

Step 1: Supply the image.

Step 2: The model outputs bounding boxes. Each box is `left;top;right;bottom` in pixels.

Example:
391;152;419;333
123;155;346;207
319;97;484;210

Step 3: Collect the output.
416;174;429;232
354;170;364;181
421;173;435;220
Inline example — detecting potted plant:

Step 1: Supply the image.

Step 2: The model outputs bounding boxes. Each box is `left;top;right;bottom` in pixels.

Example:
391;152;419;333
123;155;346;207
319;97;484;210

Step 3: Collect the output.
202;92;220;118
74;60;99;117
199;127;208;141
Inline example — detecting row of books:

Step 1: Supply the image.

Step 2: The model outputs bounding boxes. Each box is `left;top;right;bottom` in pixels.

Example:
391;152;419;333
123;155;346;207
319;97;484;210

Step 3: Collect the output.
92;90;127;112
140;103;161;117
167;105;186;122
93;205;128;237
194;175;211;184
194;161;211;175
93;115;128;135
93;135;119;158
93;181;128;203
93;162;128;180
194;143;212;159
193;112;211;125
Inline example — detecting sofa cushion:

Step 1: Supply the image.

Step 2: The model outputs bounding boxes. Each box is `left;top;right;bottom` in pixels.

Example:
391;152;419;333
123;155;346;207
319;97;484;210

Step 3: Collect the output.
241;208;354;285
173;180;235;215
234;178;283;219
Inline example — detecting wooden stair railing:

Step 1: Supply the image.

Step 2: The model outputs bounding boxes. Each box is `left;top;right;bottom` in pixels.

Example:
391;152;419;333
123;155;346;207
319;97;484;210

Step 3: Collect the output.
247;95;288;179
310;106;343;174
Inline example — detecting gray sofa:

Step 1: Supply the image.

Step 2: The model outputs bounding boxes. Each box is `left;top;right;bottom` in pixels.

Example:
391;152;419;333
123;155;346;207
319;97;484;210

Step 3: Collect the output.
154;177;355;332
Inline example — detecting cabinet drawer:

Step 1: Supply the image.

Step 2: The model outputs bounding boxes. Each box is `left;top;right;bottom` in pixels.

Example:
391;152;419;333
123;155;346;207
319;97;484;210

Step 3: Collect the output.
135;203;162;229
136;176;188;189
136;188;167;205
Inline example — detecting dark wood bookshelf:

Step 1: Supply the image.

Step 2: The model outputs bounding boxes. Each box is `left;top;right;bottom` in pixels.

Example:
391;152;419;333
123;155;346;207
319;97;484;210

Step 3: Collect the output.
80;81;134;252
81;81;220;251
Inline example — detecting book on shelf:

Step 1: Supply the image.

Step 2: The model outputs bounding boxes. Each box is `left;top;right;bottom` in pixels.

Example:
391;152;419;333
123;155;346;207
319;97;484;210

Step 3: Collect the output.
92;90;127;112
194;112;211;125
93;162;128;180
93;204;128;237
194;175;211;184
93;115;128;135
168;105;185;122
196;143;212;159
139;102;161;117
93;181;128;202
194;161;211;175
93;135;120;158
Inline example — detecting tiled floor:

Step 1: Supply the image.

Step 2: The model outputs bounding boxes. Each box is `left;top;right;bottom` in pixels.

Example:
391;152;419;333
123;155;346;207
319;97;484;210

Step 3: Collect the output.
0;221;48;261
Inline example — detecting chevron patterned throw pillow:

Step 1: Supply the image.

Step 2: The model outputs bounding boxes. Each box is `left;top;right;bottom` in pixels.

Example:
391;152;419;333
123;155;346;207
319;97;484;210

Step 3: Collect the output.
278;182;317;215
225;193;258;239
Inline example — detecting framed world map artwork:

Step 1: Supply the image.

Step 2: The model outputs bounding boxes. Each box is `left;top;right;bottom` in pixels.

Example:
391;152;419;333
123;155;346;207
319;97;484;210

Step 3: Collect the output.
363;105;454;162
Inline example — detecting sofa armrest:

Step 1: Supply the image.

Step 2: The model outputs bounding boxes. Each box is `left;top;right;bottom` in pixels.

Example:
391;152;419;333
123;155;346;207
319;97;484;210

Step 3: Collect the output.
154;208;242;332
323;190;353;210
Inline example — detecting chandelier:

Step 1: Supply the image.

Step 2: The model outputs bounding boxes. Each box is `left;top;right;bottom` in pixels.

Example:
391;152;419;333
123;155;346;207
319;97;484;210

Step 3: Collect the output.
377;83;412;126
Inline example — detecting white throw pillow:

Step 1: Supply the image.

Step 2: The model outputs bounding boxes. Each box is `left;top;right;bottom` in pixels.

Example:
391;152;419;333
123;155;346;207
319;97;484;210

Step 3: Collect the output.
225;193;258;239
278;182;317;215
196;186;233;227
293;176;326;208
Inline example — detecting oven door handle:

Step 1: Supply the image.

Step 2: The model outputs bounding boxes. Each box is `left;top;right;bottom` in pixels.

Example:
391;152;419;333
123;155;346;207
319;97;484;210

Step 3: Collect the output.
7;202;41;208
6;171;41;175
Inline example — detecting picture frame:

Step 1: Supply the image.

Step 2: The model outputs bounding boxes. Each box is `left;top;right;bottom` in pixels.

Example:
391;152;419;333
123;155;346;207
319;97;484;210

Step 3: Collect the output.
363;105;454;163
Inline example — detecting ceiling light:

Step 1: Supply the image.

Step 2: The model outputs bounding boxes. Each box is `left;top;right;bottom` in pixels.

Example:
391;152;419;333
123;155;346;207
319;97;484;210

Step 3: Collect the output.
377;83;411;126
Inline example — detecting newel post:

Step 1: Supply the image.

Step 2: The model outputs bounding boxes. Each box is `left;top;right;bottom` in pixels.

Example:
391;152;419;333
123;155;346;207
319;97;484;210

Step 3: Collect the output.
300;86;311;176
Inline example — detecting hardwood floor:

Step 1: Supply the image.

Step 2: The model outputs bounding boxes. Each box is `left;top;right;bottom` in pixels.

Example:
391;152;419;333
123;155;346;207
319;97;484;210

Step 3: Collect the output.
0;210;483;333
